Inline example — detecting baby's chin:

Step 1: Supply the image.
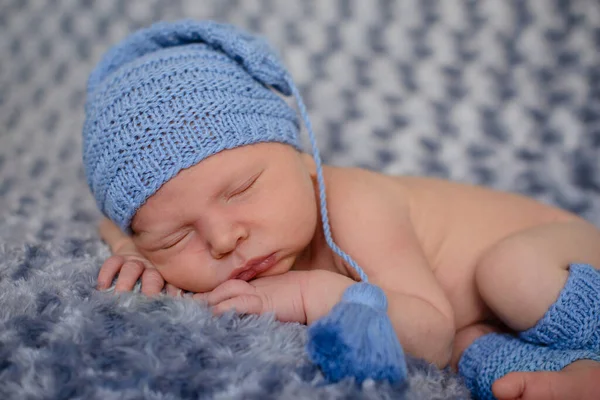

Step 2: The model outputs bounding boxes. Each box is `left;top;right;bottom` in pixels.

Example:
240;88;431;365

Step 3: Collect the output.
169;279;219;294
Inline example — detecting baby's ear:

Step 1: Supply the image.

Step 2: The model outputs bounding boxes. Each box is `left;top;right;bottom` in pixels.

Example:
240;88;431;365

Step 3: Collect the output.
299;152;317;178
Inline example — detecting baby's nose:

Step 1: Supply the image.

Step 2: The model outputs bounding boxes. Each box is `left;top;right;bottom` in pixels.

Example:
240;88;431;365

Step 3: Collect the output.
209;223;247;259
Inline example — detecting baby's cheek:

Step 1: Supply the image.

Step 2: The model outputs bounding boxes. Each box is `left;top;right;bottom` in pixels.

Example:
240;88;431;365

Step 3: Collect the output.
158;254;221;293
163;270;218;293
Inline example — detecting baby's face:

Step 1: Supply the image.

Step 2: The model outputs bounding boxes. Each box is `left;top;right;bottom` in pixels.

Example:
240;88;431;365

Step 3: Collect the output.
131;143;319;293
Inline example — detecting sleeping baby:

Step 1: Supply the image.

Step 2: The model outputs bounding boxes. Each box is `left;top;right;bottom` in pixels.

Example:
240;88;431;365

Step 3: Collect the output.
84;20;600;400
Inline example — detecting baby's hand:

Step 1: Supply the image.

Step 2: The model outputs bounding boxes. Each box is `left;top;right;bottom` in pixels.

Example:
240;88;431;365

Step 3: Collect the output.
97;239;182;297
194;271;310;323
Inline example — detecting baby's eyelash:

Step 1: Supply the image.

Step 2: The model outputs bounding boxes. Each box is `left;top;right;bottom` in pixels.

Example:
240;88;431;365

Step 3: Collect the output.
229;172;261;198
160;237;183;250
157;231;190;251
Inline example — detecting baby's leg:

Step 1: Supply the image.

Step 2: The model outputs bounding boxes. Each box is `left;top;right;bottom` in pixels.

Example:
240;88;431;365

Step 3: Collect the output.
460;220;600;399
475;219;600;342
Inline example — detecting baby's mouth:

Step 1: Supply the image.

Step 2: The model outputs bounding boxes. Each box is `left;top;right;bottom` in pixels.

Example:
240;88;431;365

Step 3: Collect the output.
229;253;277;281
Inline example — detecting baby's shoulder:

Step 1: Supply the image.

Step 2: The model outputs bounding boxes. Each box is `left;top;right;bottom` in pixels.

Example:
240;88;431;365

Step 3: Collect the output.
322;166;413;229
319;167;430;280
323;166;410;208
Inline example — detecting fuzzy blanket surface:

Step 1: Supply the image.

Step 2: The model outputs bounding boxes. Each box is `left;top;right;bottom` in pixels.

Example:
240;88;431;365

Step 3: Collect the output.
1;1;599;399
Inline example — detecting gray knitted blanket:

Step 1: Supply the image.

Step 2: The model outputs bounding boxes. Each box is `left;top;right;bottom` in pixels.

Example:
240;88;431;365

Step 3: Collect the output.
1;1;599;399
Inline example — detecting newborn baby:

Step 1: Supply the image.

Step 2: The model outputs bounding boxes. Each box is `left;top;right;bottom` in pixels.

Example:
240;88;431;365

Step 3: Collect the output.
85;20;600;400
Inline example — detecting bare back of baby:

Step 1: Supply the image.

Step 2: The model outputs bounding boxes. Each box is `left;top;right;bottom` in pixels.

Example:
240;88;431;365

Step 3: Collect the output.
323;167;600;400
326;166;598;330
397;175;580;329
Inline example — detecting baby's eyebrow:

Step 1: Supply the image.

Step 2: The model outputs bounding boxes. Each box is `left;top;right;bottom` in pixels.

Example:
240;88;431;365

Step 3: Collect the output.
132;229;163;246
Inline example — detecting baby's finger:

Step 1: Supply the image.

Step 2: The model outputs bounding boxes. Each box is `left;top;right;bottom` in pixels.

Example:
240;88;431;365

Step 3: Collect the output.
192;292;208;302
165;283;183;297
114;261;144;292
140;268;165;296
201;280;256;306
97;255;125;289
213;294;263;316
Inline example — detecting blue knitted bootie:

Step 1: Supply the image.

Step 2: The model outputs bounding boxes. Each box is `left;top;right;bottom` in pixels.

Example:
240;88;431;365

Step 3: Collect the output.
458;332;600;400
519;263;600;351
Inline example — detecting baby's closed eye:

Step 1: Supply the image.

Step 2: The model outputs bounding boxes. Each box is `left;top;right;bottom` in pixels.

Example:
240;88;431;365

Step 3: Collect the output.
160;231;192;250
142;229;193;252
225;171;262;201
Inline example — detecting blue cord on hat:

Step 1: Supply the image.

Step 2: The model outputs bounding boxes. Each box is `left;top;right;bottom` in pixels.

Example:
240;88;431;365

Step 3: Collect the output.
285;74;408;384
84;19;407;384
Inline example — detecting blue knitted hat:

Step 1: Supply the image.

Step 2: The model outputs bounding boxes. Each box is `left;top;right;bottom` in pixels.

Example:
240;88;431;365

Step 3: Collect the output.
83;19;408;385
83;20;300;232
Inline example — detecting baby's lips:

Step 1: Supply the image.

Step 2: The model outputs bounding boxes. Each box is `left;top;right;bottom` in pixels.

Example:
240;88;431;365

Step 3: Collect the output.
234;269;259;281
229;253;277;281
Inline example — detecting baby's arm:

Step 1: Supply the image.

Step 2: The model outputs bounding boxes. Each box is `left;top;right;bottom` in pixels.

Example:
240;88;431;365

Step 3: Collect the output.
325;171;456;368
201;245;454;368
195;270;353;323
303;241;455;368
98;217;178;296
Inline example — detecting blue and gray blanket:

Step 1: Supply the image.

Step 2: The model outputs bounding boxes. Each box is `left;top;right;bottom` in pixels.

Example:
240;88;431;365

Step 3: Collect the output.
1;0;599;398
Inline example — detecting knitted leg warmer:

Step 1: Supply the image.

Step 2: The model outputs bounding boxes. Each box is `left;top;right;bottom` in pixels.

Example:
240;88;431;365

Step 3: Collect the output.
520;263;600;351
458;332;600;400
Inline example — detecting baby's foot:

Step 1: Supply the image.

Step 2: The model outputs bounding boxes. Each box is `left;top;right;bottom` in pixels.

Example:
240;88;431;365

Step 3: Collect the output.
492;359;600;400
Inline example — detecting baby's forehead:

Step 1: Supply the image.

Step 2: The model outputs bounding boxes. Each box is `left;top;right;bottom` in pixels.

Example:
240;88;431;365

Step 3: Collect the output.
131;143;308;228
152;142;298;186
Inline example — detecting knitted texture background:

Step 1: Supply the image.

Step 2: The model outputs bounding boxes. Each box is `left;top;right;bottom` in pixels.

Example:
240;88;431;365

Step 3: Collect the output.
1;0;599;399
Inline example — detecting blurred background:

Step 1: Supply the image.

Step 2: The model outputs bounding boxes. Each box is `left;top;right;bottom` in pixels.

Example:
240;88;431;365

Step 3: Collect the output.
1;0;599;247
